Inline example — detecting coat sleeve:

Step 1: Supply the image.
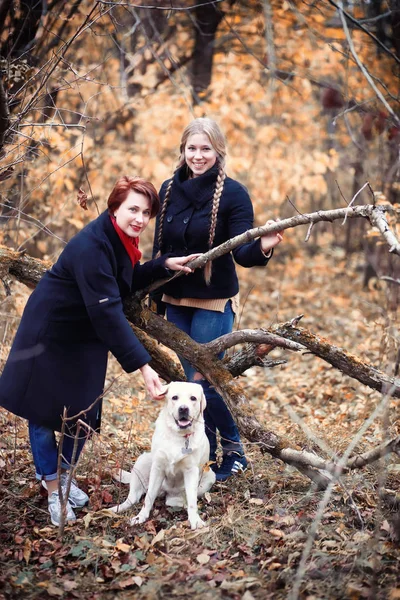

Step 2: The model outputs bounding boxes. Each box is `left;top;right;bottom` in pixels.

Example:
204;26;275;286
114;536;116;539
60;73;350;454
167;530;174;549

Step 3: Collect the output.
228;184;273;268
131;255;173;292
73;243;151;373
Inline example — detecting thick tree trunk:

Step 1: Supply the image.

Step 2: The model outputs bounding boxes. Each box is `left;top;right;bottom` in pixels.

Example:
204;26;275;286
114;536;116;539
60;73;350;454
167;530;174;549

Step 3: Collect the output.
191;1;223;101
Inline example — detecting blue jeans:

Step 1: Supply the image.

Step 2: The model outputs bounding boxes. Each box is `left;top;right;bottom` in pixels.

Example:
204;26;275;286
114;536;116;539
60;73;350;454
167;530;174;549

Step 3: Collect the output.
166;302;244;459
29;423;87;481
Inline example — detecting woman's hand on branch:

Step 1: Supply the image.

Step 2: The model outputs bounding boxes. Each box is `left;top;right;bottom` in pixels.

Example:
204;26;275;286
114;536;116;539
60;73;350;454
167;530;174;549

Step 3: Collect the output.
140;364;166;399
165;254;202;273
260;219;284;254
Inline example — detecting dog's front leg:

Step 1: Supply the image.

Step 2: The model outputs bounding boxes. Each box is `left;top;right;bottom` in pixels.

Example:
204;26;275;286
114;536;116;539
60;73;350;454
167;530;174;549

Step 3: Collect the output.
184;467;205;530
130;464;164;526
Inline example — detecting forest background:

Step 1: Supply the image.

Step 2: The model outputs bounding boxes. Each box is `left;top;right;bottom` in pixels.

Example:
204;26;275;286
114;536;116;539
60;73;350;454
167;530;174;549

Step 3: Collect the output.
0;1;400;599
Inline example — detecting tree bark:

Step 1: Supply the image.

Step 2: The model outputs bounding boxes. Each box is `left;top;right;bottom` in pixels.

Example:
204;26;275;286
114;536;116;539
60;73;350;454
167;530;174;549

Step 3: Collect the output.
271;322;400;398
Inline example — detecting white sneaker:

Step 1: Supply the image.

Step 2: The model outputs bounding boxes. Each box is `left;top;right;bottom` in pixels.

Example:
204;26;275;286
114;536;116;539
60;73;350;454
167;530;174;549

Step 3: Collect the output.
42;474;89;508
48;491;76;526
60;474;89;508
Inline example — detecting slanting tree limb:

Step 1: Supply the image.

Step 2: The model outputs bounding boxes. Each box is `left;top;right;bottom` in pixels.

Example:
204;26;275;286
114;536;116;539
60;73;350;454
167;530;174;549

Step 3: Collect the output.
271;321;400;398
204;329;303;354
346;435;400;469
130;324;185;383
140;203;400;298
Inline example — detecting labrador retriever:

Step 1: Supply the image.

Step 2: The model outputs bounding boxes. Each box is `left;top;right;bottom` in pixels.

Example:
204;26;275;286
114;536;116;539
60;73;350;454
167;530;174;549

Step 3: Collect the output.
110;381;216;529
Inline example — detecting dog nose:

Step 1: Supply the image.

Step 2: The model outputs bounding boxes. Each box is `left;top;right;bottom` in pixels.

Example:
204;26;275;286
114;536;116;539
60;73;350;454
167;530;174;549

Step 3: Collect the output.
178;405;189;418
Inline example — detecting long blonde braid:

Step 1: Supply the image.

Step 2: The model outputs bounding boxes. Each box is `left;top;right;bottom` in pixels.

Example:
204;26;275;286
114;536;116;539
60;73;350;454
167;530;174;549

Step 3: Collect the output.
204;163;226;284
155;167;178;258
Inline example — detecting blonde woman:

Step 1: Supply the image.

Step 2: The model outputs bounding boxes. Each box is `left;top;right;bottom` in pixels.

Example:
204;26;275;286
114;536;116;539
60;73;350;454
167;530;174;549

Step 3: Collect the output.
153;118;283;481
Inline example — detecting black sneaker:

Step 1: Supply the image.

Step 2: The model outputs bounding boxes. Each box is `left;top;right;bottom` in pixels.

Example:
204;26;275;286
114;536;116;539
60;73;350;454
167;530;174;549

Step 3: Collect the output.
215;452;248;482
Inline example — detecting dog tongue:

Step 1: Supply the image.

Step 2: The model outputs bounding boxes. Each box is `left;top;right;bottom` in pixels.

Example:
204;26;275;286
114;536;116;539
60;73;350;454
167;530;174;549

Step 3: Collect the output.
178;419;191;427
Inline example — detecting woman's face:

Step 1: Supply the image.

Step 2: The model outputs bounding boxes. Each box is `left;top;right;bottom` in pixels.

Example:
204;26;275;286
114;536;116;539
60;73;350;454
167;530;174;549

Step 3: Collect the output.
184;133;218;178
114;190;151;237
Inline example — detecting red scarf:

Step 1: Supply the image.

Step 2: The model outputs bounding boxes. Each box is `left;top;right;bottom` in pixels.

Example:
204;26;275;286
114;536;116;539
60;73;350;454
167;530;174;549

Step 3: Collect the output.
110;215;142;266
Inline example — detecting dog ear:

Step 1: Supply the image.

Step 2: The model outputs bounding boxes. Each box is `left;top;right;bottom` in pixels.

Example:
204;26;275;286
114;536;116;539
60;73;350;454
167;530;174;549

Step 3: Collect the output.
200;387;207;412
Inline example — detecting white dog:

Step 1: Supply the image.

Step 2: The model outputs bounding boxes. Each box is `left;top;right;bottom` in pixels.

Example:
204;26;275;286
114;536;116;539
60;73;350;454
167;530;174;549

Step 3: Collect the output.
110;381;216;530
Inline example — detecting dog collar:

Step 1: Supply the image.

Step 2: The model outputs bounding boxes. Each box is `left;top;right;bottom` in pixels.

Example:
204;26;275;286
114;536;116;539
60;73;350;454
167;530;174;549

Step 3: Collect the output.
182;433;193;455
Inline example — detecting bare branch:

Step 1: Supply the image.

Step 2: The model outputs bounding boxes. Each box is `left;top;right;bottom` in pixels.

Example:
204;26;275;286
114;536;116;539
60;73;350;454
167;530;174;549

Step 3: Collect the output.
381;276;400;286
0;78;9;151
347;435;400;469
272;322;400;398
338;4;400;124
141;203;400;298
203;329;303;354
368;209;400;254
97;0;225;9
326;0;400;66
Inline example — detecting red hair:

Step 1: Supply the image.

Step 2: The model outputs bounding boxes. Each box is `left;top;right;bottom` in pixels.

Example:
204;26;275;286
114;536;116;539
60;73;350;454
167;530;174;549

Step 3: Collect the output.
107;176;160;218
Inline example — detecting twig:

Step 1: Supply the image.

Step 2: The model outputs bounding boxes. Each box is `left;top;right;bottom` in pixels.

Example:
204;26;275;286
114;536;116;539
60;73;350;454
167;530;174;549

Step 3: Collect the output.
326;0;400;66
98;0;225;9
338;4;400;125
289;385;395;600
342;181;369;224
381;276;400;287
18;123;86;129
63;375;122;422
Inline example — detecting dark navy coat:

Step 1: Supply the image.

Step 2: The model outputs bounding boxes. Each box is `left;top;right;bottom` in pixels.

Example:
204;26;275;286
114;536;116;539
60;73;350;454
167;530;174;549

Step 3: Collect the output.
153;166;272;301
0;210;170;431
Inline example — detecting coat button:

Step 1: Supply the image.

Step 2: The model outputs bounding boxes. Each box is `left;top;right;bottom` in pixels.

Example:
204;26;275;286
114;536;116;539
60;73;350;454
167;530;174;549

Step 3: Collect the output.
167;215;173;223
183;216;189;224
183;246;188;252
168;245;173;252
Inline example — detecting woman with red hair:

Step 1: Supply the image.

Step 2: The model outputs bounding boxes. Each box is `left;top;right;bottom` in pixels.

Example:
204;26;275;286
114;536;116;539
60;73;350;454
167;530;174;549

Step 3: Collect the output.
0;176;197;526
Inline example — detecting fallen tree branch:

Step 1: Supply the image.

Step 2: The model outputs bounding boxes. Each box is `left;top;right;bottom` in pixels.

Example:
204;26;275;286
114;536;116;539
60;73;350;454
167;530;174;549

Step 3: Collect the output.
271;321;400;398
203;329;303;353
346;435;400;469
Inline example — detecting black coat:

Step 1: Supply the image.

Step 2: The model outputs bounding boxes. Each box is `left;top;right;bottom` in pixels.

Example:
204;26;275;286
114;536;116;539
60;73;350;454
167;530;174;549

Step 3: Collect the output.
0;210;170;431
153;165;271;301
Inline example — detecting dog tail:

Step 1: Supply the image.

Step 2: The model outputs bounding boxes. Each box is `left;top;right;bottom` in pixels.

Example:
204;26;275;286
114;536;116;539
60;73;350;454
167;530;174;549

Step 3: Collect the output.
112;469;132;484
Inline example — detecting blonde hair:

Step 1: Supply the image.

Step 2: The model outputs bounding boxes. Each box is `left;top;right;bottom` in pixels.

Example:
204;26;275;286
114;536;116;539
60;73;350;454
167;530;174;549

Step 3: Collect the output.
157;118;227;284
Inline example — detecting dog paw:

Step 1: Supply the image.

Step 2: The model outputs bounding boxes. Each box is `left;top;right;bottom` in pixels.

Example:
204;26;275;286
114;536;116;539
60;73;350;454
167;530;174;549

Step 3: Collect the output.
189;515;206;530
129;511;147;526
